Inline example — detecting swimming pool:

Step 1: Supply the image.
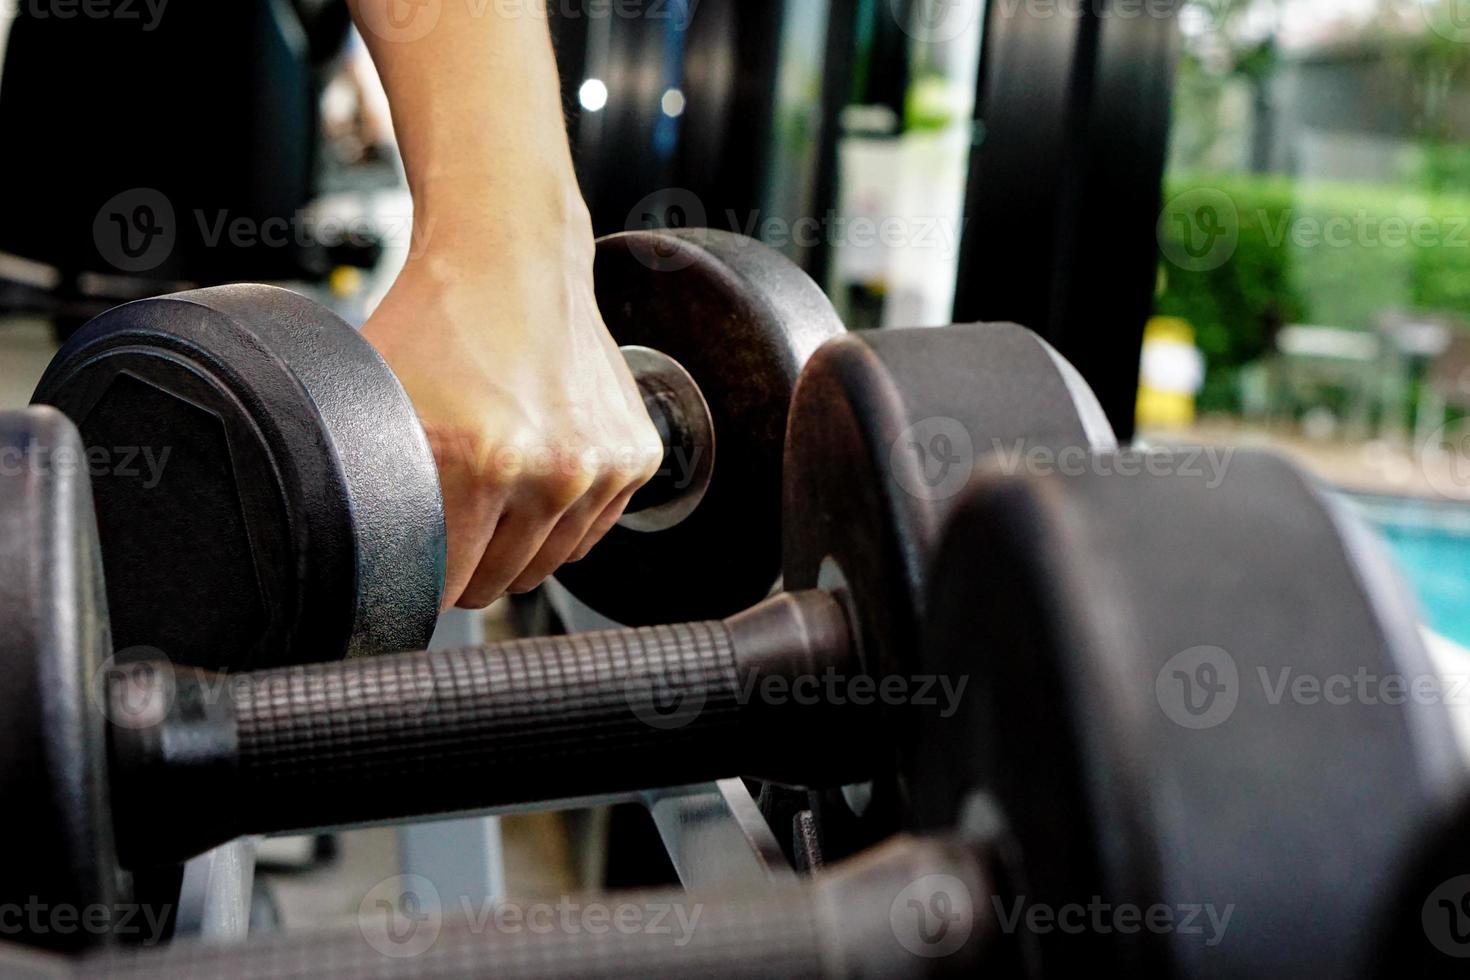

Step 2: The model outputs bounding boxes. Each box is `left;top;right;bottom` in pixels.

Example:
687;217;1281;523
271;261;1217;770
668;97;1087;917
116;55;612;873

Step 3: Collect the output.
1343;493;1470;649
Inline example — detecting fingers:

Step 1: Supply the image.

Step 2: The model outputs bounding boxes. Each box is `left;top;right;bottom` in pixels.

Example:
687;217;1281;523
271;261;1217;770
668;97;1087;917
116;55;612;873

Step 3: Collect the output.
456;443;659;608
567;484;640;563
429;429;508;612
457;508;559;609
506;476;627;594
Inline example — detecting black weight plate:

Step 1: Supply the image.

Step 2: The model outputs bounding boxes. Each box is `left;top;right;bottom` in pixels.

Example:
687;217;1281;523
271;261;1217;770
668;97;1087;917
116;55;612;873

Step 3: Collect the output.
780;322;1117;858
33;285;444;670
557;229;845;625
0;408;119;952
916;452;1468;976
1370;791;1470;976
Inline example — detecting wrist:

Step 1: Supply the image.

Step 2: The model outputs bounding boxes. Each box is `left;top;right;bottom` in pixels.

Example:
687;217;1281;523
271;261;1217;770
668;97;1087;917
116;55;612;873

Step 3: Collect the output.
410;167;592;249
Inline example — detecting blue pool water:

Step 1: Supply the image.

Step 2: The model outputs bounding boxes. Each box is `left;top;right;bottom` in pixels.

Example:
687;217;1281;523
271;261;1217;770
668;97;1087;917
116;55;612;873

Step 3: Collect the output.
1344;494;1470;649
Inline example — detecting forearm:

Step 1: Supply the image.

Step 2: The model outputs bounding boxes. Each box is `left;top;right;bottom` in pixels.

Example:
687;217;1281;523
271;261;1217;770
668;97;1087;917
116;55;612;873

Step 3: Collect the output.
345;1;587;252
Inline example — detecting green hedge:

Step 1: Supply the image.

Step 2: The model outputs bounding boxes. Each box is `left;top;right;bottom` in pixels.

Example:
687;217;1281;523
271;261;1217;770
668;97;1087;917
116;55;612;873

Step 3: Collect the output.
1156;173;1470;412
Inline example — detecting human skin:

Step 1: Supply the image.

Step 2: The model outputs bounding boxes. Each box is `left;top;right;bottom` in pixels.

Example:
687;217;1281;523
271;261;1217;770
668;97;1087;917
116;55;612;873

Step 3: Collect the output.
346;0;663;609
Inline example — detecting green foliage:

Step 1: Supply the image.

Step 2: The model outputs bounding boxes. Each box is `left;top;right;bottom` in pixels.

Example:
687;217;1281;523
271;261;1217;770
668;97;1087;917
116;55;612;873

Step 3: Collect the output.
1158;172;1470;411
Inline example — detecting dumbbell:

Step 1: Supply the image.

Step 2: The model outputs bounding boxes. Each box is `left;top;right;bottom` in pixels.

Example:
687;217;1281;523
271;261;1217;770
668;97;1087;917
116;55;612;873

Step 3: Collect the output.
3;318;1118;954
31;228;847;672
7;418;1464;977
1369;792;1470;976
2;834;1004;979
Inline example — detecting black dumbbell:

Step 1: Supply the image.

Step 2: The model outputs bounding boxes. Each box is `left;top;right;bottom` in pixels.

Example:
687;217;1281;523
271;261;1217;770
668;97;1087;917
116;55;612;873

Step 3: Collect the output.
5;411;1463;977
32;229;847;672
3;317;1118;954
1369;791;1470;975
3;834;1003;979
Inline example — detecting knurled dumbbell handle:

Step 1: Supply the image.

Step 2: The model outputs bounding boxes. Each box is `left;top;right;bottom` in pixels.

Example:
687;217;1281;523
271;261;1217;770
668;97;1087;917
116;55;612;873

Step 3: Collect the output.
83;837;995;980
110;592;861;869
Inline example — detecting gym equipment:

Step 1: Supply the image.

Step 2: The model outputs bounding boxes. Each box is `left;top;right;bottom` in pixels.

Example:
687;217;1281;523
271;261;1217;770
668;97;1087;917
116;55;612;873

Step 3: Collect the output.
0;408;117;955
3;319;1104;952
780;322;1118;861
31;284;446;671
911;452;1468;976
32;228;844;673
100;324;1107;868
1369;792;1470;976
8;445;1463;977
556;228;845;624
1;835;1002;978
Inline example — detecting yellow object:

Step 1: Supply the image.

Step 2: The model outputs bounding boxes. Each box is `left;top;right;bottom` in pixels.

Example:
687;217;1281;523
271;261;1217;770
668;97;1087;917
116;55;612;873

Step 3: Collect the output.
1137;316;1205;429
330;265;364;299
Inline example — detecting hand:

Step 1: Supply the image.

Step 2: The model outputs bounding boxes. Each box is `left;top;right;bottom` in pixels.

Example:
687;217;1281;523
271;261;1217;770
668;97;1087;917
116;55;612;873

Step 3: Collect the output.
364;214;663;610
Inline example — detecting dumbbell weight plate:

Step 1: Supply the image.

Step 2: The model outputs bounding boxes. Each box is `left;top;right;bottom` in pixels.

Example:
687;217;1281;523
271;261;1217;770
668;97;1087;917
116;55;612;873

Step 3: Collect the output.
32;285;446;670
557;228;846;625
780;323;1117;857
0;408;120;953
916;453;1469;975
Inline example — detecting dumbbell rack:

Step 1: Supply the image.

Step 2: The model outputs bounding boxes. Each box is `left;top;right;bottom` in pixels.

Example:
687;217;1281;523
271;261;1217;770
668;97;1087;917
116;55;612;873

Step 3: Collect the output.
176;587;799;943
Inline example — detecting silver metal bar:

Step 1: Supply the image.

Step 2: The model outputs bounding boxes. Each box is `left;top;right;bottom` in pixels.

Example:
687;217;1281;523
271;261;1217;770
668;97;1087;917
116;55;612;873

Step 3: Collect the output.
644;780;795;891
172;838;257;941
